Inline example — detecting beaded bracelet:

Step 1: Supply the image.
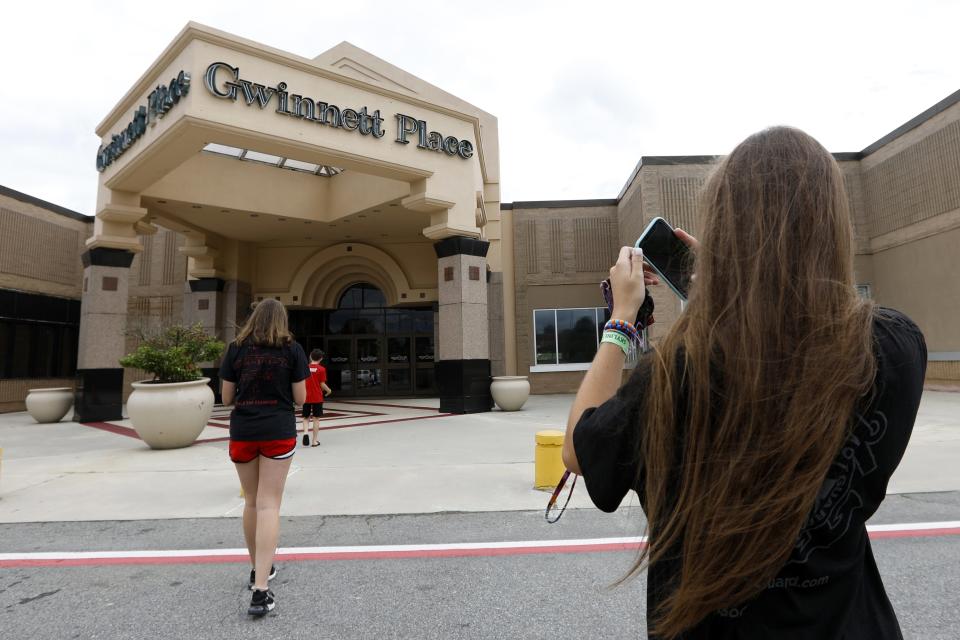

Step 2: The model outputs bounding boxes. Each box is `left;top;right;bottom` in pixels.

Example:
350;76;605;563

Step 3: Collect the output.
601;330;631;356
604;319;640;343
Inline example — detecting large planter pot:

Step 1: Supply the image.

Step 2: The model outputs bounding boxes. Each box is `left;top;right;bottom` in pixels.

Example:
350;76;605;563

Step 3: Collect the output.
25;387;74;423
490;376;531;411
127;378;214;449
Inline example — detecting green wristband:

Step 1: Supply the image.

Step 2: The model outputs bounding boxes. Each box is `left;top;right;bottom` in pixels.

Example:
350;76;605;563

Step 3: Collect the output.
601;330;630;356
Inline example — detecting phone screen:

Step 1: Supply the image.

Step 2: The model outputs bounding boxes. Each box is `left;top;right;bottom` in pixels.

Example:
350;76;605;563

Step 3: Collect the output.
636;218;693;300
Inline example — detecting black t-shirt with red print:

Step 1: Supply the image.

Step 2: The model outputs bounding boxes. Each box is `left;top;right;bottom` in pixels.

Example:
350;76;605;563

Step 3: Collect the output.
219;340;311;441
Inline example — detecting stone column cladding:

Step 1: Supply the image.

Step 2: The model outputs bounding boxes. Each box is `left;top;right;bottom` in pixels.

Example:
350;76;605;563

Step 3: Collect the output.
487;271;506;377
183;278;253;403
75;248;135;422
434;237;493;414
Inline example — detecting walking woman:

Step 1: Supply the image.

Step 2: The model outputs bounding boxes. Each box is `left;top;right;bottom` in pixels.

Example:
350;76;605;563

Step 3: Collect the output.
219;299;310;617
563;127;927;639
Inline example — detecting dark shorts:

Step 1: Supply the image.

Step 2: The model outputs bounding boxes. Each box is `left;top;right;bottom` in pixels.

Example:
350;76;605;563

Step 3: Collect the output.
229;438;297;464
302;402;324;418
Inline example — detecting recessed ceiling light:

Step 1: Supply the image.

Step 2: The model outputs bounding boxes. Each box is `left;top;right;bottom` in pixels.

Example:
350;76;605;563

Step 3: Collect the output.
250;214;259;218
304;221;311;225
157;200;167;204
372;209;381;213
220;209;230;213
389;204;398;207
278;218;287;222
191;205;202;209
358;214;366;218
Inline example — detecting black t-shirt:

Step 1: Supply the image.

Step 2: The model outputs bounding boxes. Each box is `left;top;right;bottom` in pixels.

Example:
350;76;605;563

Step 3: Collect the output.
573;307;927;639
218;340;311;441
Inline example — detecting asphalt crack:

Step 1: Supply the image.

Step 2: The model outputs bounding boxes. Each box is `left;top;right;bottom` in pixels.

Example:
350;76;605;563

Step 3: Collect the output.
18;589;60;605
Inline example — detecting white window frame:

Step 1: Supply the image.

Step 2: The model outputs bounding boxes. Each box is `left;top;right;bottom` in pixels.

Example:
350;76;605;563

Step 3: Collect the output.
530;307;637;373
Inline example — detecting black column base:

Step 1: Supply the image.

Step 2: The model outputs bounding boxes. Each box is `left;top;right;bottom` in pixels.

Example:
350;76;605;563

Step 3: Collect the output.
202;367;222;404
73;368;125;422
436;359;493;414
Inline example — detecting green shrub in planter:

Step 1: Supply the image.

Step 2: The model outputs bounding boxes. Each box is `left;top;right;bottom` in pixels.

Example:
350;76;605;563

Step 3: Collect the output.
120;324;225;383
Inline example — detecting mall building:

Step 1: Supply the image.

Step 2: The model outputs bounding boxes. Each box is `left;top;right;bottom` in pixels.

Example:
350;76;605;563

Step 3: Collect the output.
1;23;958;416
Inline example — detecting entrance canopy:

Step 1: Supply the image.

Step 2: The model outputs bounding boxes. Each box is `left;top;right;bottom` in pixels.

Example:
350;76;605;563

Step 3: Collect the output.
89;23;503;300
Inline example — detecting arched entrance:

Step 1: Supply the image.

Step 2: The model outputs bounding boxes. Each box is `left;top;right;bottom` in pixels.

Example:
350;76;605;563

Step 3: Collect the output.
288;283;436;397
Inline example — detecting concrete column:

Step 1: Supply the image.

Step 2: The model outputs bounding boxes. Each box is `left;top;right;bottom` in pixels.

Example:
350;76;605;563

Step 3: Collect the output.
74;248;136;422
183;278;252;402
434;237;493;413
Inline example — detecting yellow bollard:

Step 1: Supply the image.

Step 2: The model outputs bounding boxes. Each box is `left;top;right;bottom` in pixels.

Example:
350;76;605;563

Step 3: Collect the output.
534;430;566;490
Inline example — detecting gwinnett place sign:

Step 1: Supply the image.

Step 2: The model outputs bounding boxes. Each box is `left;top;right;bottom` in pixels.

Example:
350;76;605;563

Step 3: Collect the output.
203;62;475;160
95;71;192;172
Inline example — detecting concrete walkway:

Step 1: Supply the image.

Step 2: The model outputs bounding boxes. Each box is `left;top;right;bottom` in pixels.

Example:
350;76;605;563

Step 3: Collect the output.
0;392;958;523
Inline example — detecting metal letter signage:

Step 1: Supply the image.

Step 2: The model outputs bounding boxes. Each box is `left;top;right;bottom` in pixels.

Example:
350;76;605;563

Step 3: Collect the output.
96;71;191;172
201;62;473;160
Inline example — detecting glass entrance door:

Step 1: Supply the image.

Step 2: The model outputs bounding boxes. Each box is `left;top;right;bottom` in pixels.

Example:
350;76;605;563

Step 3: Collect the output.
289;283;437;398
355;337;384;395
324;337;353;395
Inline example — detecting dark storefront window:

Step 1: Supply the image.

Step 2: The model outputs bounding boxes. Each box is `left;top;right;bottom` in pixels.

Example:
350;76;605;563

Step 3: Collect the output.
533;307;612;367
0;290;80;379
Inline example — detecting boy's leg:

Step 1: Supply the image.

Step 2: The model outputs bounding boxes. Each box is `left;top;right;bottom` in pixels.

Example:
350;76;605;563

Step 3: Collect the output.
301;406;310;446
313;403;324;445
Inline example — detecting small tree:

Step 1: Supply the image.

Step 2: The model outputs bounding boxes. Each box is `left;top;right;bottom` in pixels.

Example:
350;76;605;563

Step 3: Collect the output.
120;324;224;383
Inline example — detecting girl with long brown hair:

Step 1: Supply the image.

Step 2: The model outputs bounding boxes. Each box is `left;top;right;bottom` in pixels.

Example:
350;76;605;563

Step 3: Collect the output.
563;127;927;639
219;298;310;617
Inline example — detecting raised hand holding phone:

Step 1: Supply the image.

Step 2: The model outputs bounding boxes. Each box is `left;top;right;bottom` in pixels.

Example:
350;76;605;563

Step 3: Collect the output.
635;217;696;300
608;247;651;321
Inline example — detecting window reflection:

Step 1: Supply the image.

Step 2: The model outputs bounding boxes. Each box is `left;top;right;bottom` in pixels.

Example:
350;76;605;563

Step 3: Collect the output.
388;338;411;363
415;337;435;362
534;310;556;365
556;309;598;364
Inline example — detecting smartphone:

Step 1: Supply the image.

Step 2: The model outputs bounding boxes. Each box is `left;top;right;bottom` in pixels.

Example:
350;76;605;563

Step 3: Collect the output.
634;217;693;300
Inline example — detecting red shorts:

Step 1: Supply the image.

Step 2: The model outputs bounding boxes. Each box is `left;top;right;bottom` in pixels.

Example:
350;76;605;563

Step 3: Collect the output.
229;438;297;464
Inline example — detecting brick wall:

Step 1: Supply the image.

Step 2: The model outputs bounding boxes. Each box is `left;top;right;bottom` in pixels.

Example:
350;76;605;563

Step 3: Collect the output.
512;203;619;394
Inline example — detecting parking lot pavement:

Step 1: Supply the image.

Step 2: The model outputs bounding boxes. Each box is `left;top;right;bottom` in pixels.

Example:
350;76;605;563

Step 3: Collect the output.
1;496;958;640
1;391;958;524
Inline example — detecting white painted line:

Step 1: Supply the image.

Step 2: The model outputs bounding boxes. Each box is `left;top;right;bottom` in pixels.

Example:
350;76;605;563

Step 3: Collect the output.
867;520;960;532
0;537;645;562
2;519;959;565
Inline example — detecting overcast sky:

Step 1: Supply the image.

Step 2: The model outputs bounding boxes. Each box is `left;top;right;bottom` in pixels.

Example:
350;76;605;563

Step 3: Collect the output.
1;0;958;216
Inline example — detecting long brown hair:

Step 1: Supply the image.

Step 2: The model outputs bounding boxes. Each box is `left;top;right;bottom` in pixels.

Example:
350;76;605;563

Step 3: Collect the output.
637;127;876;637
234;299;293;348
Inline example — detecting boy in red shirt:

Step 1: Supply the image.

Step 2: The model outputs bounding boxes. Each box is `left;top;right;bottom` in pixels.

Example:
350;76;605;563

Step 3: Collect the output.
302;349;332;447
